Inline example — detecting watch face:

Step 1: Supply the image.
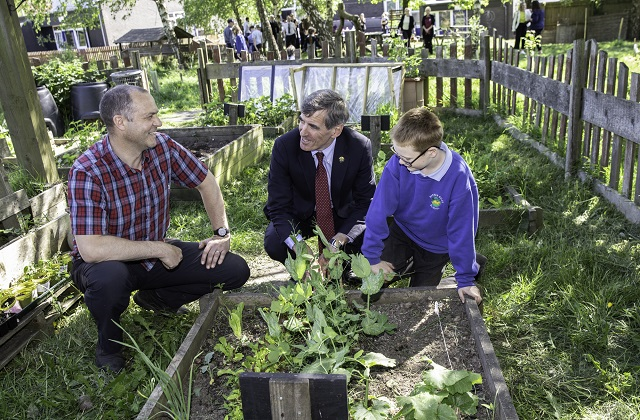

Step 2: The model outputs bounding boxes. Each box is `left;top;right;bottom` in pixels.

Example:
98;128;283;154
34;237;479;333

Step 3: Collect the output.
217;228;228;236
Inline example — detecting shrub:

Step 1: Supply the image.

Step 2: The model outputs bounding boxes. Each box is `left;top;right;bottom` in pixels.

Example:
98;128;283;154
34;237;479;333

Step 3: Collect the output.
32;58;104;125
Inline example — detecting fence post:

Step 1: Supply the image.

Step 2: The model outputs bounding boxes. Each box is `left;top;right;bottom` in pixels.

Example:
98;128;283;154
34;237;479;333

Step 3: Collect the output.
565;39;586;180
197;47;210;107
0;158;20;231
345;31;356;63
481;35;490;114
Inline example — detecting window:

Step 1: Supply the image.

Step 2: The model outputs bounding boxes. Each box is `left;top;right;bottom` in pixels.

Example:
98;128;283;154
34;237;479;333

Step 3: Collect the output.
53;28;91;50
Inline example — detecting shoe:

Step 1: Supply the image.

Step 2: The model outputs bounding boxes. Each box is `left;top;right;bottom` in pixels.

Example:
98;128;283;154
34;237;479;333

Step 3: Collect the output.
95;348;125;373
133;290;189;316
475;253;488;283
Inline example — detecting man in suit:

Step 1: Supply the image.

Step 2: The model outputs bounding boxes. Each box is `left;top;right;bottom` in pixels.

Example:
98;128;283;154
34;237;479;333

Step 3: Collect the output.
263;89;376;266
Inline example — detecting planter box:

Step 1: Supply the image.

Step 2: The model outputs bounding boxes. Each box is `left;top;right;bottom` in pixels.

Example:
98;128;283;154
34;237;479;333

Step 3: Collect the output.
137;284;518;420
262;115;296;138
0;183;71;290
159;125;264;201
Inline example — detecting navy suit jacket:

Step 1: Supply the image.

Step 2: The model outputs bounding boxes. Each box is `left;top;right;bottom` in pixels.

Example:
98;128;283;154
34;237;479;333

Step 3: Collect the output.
264;127;376;243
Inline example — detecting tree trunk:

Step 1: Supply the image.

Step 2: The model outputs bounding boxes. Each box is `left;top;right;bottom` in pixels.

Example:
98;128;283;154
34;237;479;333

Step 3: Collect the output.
299;0;335;47
256;0;278;53
153;0;182;65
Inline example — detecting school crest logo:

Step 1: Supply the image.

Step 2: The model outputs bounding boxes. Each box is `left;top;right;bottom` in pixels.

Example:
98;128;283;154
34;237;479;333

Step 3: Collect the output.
430;194;443;210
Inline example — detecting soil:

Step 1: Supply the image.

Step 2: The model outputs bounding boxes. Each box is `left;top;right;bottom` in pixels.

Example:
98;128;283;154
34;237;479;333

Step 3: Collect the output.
178;138;232;159
189;259;492;419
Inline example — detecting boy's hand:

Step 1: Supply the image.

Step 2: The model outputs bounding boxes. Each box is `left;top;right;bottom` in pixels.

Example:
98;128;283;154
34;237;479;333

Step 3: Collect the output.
458;285;482;305
371;261;395;275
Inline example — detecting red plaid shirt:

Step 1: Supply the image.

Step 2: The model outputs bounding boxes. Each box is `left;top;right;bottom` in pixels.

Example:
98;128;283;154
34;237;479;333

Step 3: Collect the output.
68;132;208;270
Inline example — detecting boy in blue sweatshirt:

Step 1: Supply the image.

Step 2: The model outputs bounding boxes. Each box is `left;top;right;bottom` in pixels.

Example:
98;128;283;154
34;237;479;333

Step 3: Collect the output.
362;108;483;304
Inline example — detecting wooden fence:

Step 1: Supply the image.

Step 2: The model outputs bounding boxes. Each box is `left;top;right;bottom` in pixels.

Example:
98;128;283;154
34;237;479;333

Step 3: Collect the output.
198;33;640;223
27;46;121;66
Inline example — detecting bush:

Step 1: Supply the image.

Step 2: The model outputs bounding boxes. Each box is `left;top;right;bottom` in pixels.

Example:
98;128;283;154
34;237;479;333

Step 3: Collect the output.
31;58;104;125
239;94;297;127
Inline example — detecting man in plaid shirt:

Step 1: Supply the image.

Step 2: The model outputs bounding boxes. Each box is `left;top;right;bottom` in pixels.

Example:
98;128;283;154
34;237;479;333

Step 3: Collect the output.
68;85;249;372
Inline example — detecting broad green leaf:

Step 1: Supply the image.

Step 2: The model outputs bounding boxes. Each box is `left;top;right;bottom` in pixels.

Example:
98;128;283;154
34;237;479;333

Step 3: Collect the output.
360;270;386;295
351;254;372;279
361;352;396;368
258;308;281;338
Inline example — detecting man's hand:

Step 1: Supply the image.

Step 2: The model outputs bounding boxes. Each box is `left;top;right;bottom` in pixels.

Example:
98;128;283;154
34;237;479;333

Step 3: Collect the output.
159;242;183;270
198;236;231;269
329;233;350;252
458;285;482;305
371;261;395;276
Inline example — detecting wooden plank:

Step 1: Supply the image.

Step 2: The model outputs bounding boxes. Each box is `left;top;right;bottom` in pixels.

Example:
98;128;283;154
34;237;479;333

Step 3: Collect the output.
0;159;20;230
522;55;532;125
491;62;571;115
582;40;599;156
565;40;586;179
609;63;628;191
600;57;618;169
464;38;472;109
0;190;29;222
550;54;564;147
534;56;546;129
480;35;490;113
590;50;608;168
136;290;223;419
269;377;312;420
29;183;67;220
541;55;555;145
559;52;572;151
464;301;520;420
582;89;640;146
435;47;443;106
449;43;458;108
0;214;71;290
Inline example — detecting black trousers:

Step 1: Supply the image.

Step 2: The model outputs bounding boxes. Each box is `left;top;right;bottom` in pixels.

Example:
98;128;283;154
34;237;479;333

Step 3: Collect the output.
381;221;484;287
514;23;528;49
401;30;412;48
423;33;434;54
264;213;363;264
72;240;249;355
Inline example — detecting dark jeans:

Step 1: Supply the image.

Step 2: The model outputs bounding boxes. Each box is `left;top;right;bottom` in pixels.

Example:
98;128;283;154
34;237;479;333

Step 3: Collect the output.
72;240;249;354
514;23;528;49
264;214;363;265
381;221;483;287
423;33;434;54
402;30;412;48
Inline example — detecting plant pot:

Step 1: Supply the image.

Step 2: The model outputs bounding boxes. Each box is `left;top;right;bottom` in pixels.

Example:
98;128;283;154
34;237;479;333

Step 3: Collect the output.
37;86;65;137
71;82;108;121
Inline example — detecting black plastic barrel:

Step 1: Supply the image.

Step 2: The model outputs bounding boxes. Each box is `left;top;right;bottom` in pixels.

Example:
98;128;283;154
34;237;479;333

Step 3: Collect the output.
37;86;64;137
71;82;108;121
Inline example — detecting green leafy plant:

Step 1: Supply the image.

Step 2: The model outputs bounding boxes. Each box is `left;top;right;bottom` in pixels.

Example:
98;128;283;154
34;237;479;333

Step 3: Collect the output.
56;120;105;166
115;322;199;420
32;57;104;124
239;94;297;127
395;359;482;419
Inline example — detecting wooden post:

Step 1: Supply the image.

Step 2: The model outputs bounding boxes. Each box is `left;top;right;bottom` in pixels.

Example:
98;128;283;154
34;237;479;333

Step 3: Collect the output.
345;31;356;63
0;158;20;231
228;104;239;125
0;0;58;183
130;50;141;69
481;35;490;114
565;39;586;180
365;115;382;157
197;48;210;107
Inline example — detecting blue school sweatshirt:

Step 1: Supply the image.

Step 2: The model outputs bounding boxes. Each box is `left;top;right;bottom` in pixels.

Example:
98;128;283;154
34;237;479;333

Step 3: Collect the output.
362;142;480;288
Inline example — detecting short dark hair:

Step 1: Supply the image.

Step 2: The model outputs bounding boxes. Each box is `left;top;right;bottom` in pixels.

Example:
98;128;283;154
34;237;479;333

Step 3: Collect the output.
228;18;233;23
531;1;541;10
99;84;147;131
300;89;349;129
390;107;443;151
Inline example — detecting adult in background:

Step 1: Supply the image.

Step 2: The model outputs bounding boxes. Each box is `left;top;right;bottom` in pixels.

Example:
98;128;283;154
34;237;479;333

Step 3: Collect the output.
269;15;281;50
68;85;249;372
303;27;320;56
233;25;248;60
284;15;297;48
251;24;264;55
512;1;531;50
362;107;484;305
359;13;367;32
398;7;415;48
263;89;376;270
223;19;235;49
381;12;389;34
421;7;436;54
243;17;251;40
530;1;545;52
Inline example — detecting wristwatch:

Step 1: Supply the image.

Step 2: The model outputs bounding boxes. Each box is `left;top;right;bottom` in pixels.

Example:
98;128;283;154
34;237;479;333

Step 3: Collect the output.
214;227;230;237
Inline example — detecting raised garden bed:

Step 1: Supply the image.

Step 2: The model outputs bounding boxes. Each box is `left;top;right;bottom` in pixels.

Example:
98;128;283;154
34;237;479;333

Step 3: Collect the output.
55;126;265;200
137;283;518;419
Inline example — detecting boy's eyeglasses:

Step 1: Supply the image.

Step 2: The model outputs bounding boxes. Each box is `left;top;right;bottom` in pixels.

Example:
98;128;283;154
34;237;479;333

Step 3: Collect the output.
390;145;430;166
